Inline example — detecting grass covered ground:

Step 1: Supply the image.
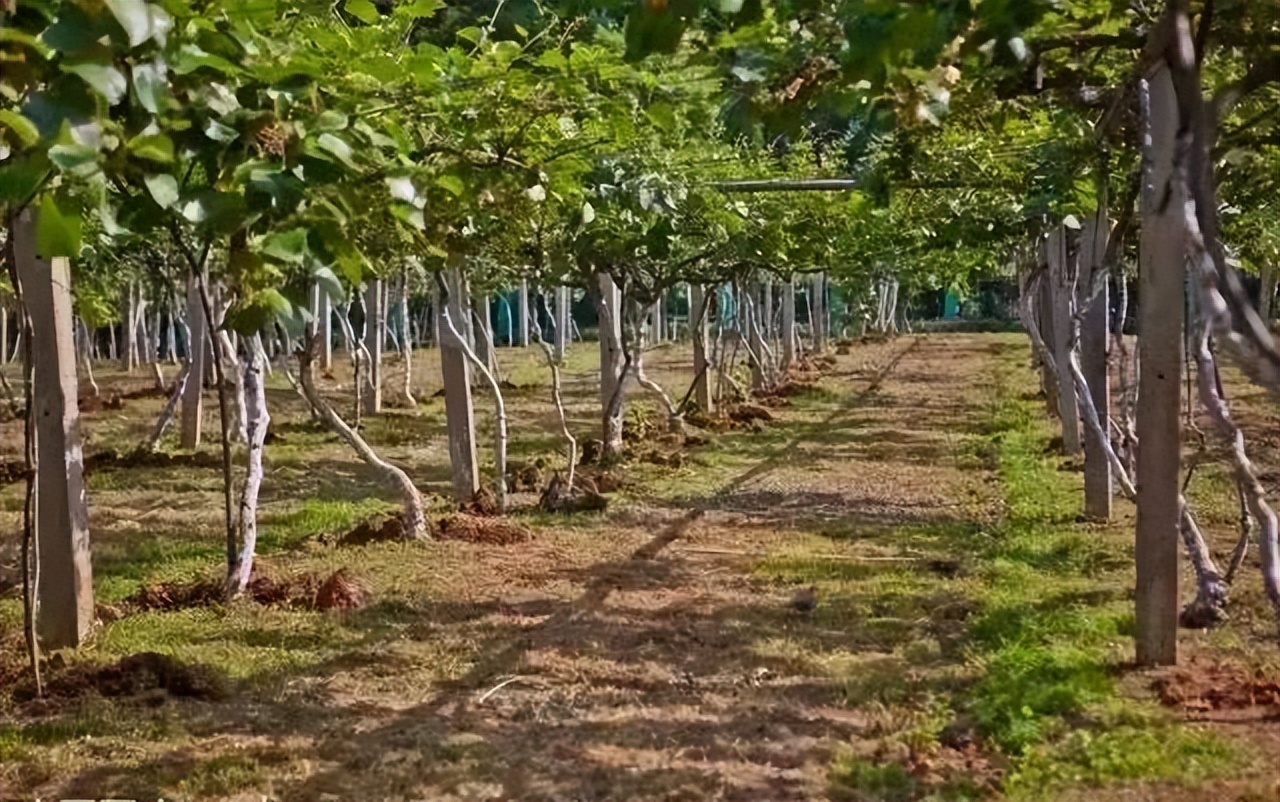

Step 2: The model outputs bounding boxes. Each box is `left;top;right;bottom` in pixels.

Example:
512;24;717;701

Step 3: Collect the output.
0;333;1275;801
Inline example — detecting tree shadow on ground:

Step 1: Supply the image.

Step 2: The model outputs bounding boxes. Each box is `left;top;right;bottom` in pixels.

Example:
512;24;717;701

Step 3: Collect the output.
38;337;1008;802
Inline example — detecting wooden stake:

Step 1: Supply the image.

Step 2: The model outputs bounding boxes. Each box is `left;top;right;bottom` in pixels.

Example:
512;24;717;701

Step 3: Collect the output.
12;208;94;649
1135;66;1184;667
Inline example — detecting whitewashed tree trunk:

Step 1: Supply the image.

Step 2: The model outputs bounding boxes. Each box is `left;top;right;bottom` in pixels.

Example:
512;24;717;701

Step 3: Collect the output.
144;363;191;451
165;305;177;364
529;306;577;488
691;284;714;412
633;321;681;432
400;268;416;408
1135;66;1184;667
77;319;100;398
215;330;247;444
518;278;530;347
441;267;480;502
1023;267;1227;627
886;278;899;335
320;290;333;370
13;208;94;649
120;282;136;372
299;337;428;538
474;294;497;378
181;274;205;449
230;344;268;596
1183;197;1280;622
1;303;7;365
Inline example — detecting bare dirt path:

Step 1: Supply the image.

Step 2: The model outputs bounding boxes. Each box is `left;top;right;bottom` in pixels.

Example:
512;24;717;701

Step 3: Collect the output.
260;335;997;802
23;335;1006;802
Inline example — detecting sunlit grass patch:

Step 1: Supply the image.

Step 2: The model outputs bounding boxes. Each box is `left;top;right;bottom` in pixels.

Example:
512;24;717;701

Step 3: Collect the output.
1006;724;1243;799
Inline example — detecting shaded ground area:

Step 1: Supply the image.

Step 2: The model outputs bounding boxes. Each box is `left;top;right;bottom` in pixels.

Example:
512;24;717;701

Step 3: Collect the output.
0;335;1276;801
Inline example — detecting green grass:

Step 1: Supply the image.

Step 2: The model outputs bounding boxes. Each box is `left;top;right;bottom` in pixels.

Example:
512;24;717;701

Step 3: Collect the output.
830;757;918;801
258;497;398;549
1007;724;1238;799
821;347;1246;800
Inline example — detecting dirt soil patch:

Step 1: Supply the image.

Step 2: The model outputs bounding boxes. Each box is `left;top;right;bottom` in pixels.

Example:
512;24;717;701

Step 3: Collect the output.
1152;661;1280;714
126;570;317;612
37;652;229;702
436;512;533;545
83;448;223;474
314;568;371;611
338;515;410;546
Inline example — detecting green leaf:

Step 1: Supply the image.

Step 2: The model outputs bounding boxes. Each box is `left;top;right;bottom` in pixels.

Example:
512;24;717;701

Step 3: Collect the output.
181;189;247;234
0;27;53;59
35;194;82;258
40;6;105;54
314;110;349;132
435;173;464;197
171;45;239;76
47;142;100;176
260;228;309;263
143;173;179;208
311;264;346;304
400;0;445;18
315;132;356;168
535;49;568;71
133;60;168;114
204;119;239;143
0;111;41;148
127;132;174;163
105;0;153;47
63;62;128;105
644;102;677;132
345;0;380;24
0;152;53;207
224;289;293;336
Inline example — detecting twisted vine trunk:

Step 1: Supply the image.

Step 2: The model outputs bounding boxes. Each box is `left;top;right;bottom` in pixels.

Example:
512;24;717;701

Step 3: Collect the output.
530;300;576;489
1021;267;1229;630
144;363;192;452
298;335;428;538
230;345;268;597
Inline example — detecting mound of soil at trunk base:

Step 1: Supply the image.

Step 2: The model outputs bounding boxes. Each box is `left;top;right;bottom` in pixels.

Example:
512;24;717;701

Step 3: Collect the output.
78;394;125;412
464;487;500;516
1152;662;1280;713
32;652;230;702
314;568;371;611
507;459;548;492
539;473;609;514
83;448;223;474
436;513;533;545
339;516;411;546
126;569;317;612
727;403;774;424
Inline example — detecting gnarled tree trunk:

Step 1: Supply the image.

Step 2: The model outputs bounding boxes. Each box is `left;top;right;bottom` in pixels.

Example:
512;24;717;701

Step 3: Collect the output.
229;343;269;597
